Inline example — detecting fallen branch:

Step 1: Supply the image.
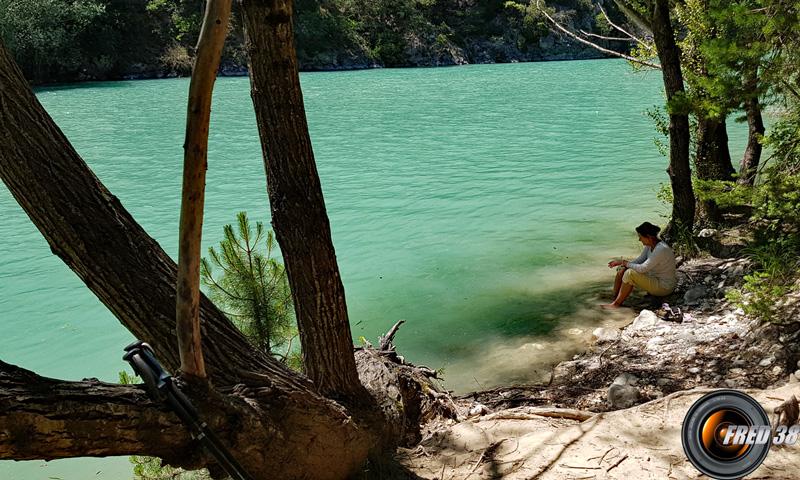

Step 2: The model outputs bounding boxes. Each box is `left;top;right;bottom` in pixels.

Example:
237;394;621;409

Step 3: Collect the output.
476;407;595;423
606;453;628;472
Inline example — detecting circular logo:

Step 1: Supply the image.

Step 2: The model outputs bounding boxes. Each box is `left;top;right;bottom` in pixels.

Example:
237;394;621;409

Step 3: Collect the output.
682;390;771;479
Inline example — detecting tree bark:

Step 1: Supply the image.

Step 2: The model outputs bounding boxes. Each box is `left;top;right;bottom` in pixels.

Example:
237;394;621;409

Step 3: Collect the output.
649;0;695;236
0;360;195;462
239;0;363;400
176;0;232;379
739;68;765;185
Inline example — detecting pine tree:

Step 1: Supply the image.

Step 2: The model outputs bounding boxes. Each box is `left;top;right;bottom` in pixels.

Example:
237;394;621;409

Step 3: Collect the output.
200;212;299;368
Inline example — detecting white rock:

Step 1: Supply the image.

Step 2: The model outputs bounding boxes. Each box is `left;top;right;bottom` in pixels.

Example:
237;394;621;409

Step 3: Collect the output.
592;327;621;343
773;365;783;375
698;228;718;238
646;336;665;350
759;357;775;367
688;367;701;374
791;373;799;384
612;373;639;386
468;403;489;416
632;310;659;330
687;347;698;356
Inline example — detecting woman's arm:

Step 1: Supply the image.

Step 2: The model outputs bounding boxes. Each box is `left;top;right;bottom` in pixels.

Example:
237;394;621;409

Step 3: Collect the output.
627;244;668;273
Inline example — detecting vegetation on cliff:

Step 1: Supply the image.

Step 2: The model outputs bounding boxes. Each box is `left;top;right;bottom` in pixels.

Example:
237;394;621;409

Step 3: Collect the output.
0;0;628;83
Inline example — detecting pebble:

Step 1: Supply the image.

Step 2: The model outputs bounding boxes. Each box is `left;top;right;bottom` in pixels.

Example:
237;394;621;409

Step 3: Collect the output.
688;367;701;374
759;357;775;367
773;365;783;375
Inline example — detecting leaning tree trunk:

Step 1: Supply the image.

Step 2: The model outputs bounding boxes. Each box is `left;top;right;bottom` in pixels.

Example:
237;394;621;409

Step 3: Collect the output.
695;116;735;223
0;38;454;478
739;67;765;186
649;0;695;237
239;0;363;401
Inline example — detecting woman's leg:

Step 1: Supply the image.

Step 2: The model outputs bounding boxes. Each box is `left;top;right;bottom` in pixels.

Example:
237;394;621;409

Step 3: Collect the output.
613;267;626;298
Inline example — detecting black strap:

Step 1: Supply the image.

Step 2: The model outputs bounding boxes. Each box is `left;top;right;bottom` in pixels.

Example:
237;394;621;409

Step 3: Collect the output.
123;341;254;480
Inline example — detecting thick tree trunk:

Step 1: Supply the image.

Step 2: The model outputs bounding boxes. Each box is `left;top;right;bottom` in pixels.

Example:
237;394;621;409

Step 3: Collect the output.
649;0;695;237
695;116;735;223
0;360;194;462
239;0;363;400
695;117;735;182
739;68;765;185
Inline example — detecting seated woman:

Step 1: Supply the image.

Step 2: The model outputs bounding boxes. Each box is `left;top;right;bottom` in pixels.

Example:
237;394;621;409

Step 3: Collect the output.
601;222;677;308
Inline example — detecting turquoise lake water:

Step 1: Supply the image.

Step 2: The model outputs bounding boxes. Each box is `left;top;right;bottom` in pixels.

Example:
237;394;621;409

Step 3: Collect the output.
1;60;747;478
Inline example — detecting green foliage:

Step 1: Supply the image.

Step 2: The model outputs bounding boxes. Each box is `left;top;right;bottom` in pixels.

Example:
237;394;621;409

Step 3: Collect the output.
0;0;105;80
693;179;754;209
726;236;799;322
201;212;301;369
130;456;212;480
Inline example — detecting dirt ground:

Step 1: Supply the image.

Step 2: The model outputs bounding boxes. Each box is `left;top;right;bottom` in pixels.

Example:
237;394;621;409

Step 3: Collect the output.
397;384;800;479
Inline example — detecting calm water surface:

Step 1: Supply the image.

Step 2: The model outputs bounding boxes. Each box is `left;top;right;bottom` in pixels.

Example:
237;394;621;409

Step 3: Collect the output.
0;60;746;478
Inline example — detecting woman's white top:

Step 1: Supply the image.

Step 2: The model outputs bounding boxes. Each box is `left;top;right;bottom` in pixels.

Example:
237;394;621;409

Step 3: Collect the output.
628;241;678;290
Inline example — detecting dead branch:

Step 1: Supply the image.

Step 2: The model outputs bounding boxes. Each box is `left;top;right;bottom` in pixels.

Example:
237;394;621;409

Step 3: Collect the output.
534;1;661;70
176;0;232;378
476;407;595;423
606;453;628;472
579;30;634;42
598;3;653;51
379;320;406;351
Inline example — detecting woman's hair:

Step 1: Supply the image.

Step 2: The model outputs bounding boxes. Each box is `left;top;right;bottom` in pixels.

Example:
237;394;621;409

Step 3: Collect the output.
636;221;661;239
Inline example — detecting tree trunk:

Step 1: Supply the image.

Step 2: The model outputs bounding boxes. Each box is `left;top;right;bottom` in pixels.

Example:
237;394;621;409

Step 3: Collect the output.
739;68;765;185
695;117;735;182
695;116;735;223
0;37;454;477
239;0;363;400
649;0;695;237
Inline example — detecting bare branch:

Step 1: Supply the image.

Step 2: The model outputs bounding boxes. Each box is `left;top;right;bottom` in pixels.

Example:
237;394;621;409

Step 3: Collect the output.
534;1;661;70
0;360;194;462
578;29;634;42
613;0;654;32
176;0;233;378
598;3;654;51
